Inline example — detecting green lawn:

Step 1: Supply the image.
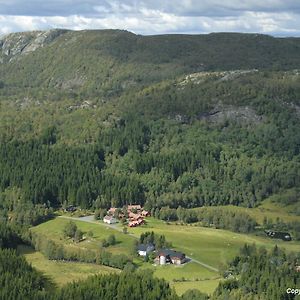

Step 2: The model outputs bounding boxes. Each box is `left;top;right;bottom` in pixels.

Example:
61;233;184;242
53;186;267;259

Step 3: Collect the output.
17;245;120;287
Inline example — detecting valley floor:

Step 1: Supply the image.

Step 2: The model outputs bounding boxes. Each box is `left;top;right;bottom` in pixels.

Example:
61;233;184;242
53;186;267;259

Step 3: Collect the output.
28;205;300;296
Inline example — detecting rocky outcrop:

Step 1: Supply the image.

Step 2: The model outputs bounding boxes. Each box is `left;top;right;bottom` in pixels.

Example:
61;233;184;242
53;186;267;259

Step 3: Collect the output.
178;69;258;87
0;29;68;63
198;104;263;125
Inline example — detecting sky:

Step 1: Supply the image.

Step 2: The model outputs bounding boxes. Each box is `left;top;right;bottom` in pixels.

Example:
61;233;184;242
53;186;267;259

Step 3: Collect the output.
0;0;300;36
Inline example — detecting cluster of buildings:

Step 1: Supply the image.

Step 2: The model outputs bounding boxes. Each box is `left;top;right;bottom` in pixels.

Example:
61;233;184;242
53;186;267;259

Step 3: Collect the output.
103;204;150;227
137;243;186;265
127;205;150;227
102;205;186;266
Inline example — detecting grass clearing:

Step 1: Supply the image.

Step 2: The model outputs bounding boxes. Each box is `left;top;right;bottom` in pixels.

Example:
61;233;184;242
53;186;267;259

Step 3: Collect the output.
138;261;220;295
17;245;120;287
31;217;135;256
171;278;221;296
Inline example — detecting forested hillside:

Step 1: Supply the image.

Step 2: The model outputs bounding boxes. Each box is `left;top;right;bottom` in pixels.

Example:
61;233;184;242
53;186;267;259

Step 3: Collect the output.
1;30;300;100
0;30;300;211
213;244;300;299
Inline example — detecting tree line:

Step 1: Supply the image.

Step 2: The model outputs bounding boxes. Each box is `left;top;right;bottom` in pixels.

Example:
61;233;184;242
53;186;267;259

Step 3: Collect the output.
213;244;300;299
154;206;257;233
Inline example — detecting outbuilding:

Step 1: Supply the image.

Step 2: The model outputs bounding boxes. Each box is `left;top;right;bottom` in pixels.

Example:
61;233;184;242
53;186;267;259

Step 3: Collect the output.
103;215;118;224
137;244;155;256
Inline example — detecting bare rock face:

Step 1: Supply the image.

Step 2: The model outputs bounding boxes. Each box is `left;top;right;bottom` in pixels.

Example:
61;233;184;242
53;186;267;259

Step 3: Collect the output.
178;70;258;87
198;104;264;125
0;29;68;63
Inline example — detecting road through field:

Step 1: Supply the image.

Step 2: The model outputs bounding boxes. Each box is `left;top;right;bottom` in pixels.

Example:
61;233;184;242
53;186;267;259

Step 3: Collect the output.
187;257;219;272
58;215;219;272
58;215;125;233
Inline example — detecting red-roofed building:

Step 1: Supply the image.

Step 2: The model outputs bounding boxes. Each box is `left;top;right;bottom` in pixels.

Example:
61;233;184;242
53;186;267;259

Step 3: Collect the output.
141;210;150;217
128;218;144;227
108;207;117;215
128;205;141;212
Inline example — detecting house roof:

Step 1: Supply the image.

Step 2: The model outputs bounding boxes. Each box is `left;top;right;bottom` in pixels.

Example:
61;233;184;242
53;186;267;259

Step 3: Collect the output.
138;243;155;251
104;215;115;221
128;205;141;210
158;249;185;260
129;212;143;220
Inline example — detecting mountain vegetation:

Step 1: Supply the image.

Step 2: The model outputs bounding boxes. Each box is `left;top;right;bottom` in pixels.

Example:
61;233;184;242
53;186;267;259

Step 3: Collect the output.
1;29;300;299
213;244;300;299
1;68;300;211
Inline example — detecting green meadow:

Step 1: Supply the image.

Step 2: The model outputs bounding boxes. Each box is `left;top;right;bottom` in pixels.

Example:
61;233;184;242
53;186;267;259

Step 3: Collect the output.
171;278;222;296
17;244;120;287
30;213;300;295
129;217;300;269
31;217;135;256
139;262;221;295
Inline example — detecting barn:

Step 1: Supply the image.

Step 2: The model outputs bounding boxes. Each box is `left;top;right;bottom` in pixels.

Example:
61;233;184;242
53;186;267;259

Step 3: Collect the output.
155;249;186;265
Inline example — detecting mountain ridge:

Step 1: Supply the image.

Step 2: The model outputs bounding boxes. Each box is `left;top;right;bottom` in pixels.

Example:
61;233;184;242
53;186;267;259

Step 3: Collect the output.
1;29;300;100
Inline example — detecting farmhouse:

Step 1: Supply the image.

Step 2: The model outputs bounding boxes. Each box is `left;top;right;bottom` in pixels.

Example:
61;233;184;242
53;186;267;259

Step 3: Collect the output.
137;243;155;256
155;249;186;265
128;212;142;220
128;218;144;227
103;215;118;224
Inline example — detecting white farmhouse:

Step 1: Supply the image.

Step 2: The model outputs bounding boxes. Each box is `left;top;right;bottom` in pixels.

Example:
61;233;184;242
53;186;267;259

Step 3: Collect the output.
103;215;118;224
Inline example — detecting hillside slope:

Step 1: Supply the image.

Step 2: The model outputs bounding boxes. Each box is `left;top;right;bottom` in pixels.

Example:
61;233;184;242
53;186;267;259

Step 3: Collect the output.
0;30;300;210
1;30;300;100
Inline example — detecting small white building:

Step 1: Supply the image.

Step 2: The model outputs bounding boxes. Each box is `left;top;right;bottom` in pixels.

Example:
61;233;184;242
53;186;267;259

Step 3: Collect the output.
137;244;155;256
103;215;118;224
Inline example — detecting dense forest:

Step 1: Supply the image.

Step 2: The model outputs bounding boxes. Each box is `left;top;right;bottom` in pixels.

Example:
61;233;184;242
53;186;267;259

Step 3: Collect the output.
213;244;300;299
1;70;300;211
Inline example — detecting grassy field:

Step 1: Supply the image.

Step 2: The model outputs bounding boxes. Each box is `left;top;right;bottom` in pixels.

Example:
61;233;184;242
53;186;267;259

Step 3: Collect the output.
171;279;221;296
17;245;120;287
31;217;135;256
129;218;300;269
31;214;300;295
139;261;221;295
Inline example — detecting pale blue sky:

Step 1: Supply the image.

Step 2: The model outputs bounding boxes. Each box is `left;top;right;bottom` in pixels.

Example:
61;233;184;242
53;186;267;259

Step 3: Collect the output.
0;0;299;36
